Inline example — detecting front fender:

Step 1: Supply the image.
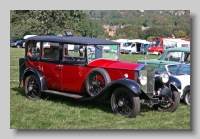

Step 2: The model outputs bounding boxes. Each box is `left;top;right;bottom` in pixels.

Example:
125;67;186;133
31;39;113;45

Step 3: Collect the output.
84;78;141;101
19;67;48;91
166;76;182;90
155;75;181;91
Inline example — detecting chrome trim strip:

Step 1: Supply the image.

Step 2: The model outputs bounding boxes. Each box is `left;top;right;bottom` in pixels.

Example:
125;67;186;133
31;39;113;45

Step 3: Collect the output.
135;64;146;71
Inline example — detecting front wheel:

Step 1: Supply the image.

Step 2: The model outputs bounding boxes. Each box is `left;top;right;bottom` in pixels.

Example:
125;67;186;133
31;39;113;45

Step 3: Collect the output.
25;74;43;100
111;87;140;118
183;89;190;105
156;90;180;112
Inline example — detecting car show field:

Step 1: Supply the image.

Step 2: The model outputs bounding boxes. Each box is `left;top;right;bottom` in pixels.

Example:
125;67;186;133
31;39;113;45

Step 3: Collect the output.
10;47;190;129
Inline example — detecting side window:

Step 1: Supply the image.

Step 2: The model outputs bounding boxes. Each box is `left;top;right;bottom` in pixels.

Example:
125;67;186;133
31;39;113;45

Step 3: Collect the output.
62;44;85;63
41;42;59;61
183;52;190;62
27;41;40;59
131;43;135;48
164;52;181;62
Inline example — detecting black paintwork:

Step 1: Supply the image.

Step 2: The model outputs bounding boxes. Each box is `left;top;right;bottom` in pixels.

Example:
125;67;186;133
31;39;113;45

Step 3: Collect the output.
26;35;120;45
81;78;141;101
154;75;181;91
166;76;182;90
19;67;48;91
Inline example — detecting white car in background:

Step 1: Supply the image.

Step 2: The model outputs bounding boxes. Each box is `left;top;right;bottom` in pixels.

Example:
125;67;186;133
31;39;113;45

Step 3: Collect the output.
156;64;190;105
165;64;190;105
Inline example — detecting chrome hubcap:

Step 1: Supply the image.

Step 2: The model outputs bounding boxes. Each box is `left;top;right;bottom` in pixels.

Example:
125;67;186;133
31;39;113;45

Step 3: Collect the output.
118;101;124;107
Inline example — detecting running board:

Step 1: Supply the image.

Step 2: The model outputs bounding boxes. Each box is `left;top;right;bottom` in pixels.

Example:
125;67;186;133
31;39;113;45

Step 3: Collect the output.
42;90;89;99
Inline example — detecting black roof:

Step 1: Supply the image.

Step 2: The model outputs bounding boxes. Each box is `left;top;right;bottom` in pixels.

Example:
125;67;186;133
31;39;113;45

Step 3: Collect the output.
26;35;120;45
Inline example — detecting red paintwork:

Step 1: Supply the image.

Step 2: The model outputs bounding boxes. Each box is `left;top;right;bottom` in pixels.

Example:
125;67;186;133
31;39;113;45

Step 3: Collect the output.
148;37;190;54
88;58;141;70
26;58;142;94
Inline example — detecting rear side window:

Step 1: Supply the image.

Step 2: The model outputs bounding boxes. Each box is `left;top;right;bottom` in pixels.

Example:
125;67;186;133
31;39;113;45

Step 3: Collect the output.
41;42;60;61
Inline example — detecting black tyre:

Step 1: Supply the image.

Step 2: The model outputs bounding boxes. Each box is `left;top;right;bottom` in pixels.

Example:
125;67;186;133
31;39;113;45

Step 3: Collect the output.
157;90;180;112
183;89;190;105
25;74;43;100
111;87;140;118
86;68;111;97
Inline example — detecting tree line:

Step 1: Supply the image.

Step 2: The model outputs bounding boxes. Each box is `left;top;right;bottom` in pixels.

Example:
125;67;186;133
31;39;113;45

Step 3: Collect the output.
10;10;190;41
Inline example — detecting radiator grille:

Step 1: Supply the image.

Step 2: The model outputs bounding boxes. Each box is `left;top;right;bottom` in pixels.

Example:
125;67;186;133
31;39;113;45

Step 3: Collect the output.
139;70;155;93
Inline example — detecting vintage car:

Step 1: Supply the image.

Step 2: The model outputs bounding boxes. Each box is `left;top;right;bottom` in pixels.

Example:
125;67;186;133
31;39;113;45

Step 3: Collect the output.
137;47;190;71
18;31;181;118
155;64;190;105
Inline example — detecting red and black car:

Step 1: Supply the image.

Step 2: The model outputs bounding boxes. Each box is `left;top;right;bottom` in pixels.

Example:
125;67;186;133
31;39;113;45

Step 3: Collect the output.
19;31;181;118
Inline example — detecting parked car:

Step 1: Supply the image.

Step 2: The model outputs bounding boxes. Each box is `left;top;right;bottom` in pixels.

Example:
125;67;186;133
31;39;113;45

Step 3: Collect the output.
155;64;190;105
18;31;181;118
10;40;24;48
137;47;190;71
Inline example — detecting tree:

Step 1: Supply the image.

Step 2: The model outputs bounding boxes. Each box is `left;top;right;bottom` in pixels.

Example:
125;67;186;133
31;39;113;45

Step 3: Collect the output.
174;30;188;38
77;19;104;38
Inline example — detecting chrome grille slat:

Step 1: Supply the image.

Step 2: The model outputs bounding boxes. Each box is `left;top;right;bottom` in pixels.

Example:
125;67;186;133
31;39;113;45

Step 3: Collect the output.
139;70;155;93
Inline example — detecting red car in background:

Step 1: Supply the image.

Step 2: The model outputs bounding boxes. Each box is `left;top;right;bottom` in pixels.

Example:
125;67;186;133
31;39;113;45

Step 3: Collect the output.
18;31;181;118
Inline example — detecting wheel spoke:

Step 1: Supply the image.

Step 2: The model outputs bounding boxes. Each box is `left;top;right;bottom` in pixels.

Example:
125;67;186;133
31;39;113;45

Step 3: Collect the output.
116;92;132;114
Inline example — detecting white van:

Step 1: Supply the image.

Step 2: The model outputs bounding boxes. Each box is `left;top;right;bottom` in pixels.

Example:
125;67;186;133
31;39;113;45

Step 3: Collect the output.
121;39;149;54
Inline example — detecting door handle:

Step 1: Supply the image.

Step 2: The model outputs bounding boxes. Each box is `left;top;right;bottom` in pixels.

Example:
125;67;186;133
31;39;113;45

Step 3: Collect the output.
56;65;63;70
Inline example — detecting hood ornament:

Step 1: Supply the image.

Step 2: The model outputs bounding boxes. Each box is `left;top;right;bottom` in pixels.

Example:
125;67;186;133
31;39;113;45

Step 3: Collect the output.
144;56;147;65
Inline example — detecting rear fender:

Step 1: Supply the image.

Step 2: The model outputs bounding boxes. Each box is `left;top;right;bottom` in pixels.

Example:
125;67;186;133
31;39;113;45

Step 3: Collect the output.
19;67;48;91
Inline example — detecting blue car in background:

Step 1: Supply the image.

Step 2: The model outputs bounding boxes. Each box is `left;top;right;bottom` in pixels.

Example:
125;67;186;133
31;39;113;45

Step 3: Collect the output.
10;40;24;48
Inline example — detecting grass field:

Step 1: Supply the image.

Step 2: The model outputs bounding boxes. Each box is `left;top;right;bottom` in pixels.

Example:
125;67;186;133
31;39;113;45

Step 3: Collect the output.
10;47;190;129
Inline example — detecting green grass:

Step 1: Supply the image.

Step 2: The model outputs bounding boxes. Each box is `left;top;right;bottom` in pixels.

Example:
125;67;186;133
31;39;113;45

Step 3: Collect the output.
10;47;190;129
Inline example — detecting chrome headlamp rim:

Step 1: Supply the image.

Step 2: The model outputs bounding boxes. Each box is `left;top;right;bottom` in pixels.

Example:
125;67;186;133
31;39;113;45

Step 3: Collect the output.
138;74;147;85
159;71;169;83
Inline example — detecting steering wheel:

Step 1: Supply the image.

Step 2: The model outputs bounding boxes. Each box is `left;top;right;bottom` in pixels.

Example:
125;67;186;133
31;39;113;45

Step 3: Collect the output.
88;52;95;62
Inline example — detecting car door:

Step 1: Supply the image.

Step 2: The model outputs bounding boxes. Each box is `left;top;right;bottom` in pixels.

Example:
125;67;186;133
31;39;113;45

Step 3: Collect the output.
60;44;87;93
130;43;136;53
40;42;62;90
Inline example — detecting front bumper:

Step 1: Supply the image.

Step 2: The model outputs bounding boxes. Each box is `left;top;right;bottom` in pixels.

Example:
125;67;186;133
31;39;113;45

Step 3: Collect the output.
147;51;158;55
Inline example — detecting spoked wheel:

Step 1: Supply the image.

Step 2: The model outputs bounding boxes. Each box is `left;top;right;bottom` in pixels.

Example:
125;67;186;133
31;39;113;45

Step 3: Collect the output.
111;87;140;118
25;74;43;100
156;89;180;112
183;89;190;105
86;68;111;97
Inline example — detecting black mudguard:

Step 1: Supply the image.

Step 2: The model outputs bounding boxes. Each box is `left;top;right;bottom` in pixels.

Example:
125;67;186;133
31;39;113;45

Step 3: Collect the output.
19;67;48;91
155;75;181;91
83;78;141;101
166;76;182;91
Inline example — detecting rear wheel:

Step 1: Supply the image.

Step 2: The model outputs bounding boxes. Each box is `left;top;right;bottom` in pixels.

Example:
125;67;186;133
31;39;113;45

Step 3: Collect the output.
111;87;140;118
25;74;43;100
